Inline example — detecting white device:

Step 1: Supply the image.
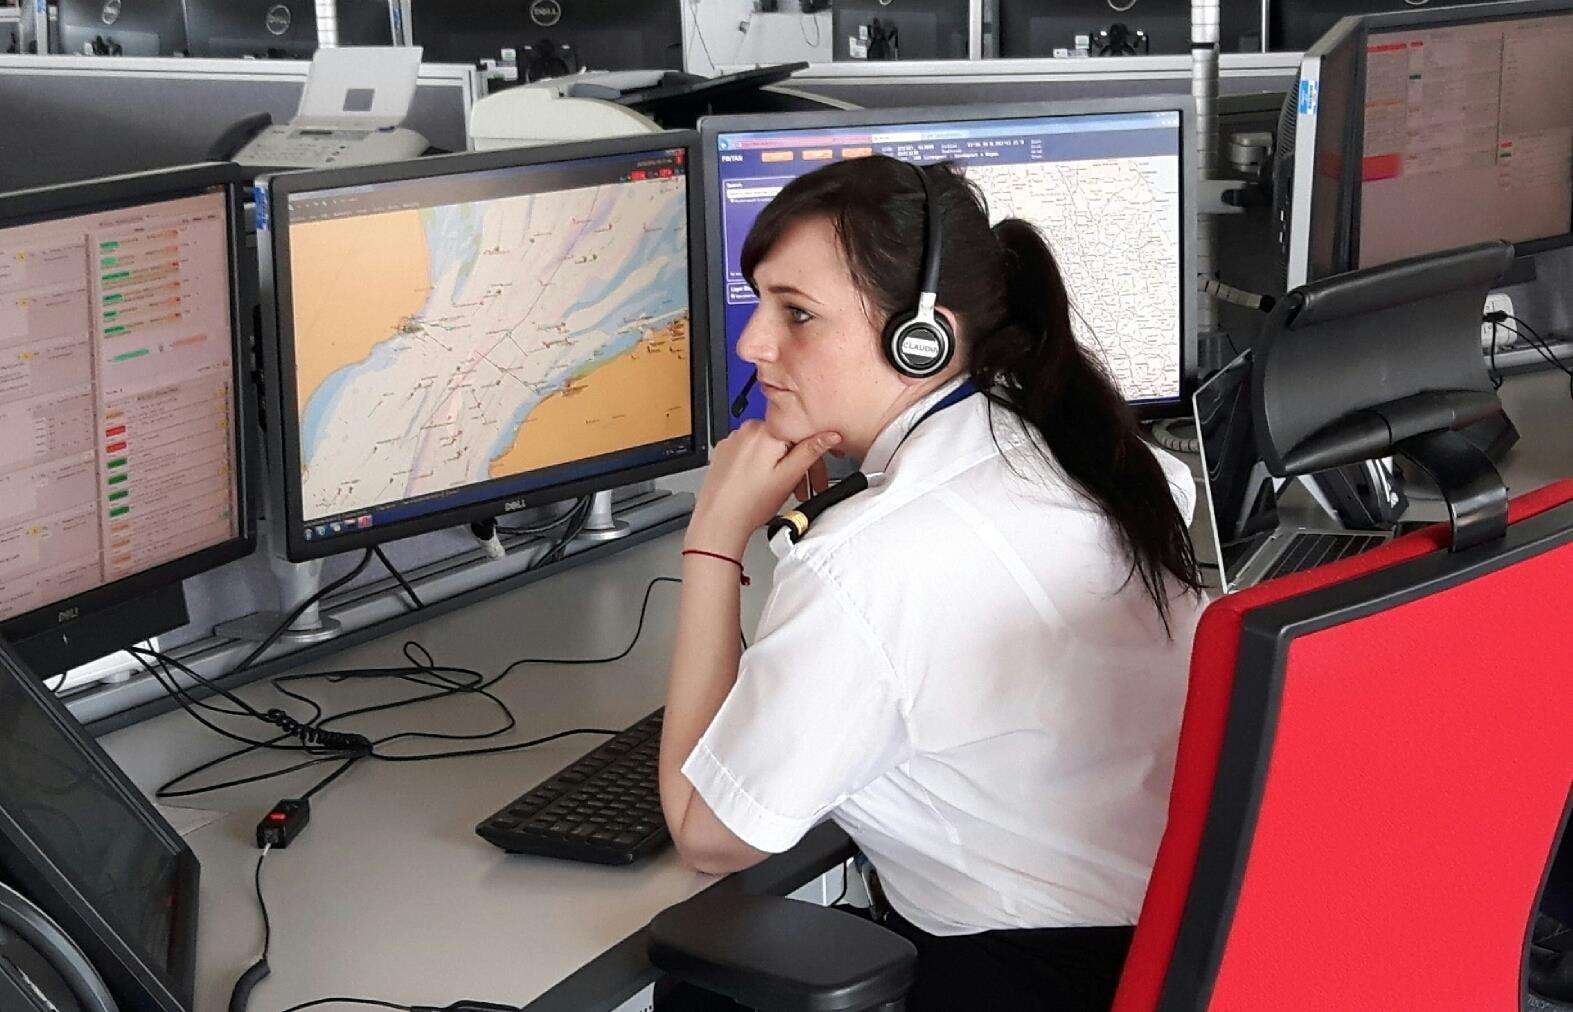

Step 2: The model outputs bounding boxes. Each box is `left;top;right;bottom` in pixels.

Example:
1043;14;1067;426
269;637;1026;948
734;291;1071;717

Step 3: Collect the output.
237;46;430;169
468;71;665;151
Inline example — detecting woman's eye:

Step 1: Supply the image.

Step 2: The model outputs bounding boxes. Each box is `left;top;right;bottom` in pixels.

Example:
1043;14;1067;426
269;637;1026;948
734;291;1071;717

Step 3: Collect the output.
787;306;814;325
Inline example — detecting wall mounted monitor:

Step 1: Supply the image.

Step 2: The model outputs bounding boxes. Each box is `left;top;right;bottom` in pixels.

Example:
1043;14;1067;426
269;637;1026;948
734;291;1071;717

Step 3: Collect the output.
184;0;320;58
56;0;188;55
408;0;682;69
0;163;254;675
701;97;1198;429
258;135;708;562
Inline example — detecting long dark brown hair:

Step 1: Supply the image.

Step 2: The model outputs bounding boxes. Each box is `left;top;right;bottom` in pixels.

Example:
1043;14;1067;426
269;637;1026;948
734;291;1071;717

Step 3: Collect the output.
740;156;1204;630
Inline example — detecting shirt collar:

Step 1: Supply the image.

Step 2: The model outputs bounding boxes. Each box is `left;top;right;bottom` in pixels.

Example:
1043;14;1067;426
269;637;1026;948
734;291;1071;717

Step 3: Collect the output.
861;375;971;477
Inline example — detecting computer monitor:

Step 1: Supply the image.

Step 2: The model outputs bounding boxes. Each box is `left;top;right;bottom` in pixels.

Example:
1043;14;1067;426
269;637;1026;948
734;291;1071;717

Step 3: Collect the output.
701;97;1197;430
334;0;400;46
408;0;682;69
1268;0;1505;52
1278;0;1573;288
258;135;707;562
184;0;320;58
0;163;253;675
995;0;1192;57
0;637;199;1012
56;0;188;55
832;0;969;60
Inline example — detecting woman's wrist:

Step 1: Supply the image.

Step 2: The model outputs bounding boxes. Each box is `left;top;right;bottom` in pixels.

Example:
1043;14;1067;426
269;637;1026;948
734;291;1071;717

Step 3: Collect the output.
684;514;750;559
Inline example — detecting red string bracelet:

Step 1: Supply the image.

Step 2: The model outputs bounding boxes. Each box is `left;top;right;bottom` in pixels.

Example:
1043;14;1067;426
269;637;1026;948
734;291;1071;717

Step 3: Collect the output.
681;549;750;586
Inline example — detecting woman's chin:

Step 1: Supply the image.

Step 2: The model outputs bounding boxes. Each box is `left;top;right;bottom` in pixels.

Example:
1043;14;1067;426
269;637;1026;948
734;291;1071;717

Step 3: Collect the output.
761;409;811;445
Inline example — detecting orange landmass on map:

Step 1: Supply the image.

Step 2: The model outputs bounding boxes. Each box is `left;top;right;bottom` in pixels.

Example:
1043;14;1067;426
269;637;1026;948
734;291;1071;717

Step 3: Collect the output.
288;210;432;414
488;316;692;478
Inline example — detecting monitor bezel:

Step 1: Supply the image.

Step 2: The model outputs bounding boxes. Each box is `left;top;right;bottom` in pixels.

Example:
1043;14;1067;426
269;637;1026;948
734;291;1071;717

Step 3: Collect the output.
0;162;257;646
698;95;1200;438
261;132;710;563
0;637;199;1012
1314;0;1573;278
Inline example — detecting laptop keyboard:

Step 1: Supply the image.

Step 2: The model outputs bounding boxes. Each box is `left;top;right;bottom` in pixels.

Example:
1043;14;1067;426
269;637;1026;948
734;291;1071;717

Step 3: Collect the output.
1260;532;1387;582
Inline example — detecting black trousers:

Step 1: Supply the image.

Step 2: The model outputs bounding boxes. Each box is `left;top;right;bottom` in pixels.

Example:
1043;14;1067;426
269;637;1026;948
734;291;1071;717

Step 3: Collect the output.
882;908;1133;1012
655;906;1134;1012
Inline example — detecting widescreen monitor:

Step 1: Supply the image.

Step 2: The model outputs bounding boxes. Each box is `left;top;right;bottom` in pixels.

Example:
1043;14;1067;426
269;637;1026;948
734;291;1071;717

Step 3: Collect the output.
56;0;188;55
184;0;320;57
0;164;253;675
1280;0;1573;288
259;135;708;562
832;0;969;60
408;0;682;69
995;0;1192;56
702;98;1197;430
335;0;400;45
1268;0;1505;52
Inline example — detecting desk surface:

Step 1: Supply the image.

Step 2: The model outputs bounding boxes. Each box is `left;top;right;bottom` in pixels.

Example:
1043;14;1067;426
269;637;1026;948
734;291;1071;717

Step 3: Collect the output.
101;527;797;1012
98;372;1571;1012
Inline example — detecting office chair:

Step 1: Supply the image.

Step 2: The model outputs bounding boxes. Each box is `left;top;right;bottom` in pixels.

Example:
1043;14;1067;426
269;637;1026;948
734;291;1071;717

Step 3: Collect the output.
650;242;1573;1010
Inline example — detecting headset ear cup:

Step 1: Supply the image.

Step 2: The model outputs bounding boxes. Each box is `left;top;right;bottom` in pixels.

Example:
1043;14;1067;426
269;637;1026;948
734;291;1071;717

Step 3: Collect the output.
883;311;955;378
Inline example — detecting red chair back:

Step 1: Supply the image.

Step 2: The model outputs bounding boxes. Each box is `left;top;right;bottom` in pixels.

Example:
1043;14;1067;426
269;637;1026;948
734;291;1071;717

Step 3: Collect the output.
1115;480;1573;1011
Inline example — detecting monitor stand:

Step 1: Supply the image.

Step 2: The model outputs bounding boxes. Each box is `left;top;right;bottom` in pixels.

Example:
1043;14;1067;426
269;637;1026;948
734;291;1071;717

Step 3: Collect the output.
214;551;343;647
576;489;631;542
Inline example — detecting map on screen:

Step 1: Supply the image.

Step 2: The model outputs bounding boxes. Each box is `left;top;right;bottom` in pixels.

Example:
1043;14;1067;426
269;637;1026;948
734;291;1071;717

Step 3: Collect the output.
287;176;691;525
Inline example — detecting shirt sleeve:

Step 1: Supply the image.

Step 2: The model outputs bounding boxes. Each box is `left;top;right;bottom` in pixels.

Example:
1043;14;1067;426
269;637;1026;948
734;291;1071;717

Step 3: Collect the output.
682;553;912;853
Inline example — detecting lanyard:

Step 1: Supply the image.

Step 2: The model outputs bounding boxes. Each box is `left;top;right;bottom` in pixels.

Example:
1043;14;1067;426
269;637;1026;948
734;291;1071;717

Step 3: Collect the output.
768;379;981;545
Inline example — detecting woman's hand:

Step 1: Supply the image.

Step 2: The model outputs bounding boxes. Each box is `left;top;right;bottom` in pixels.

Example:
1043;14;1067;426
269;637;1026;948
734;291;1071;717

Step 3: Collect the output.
687;421;841;556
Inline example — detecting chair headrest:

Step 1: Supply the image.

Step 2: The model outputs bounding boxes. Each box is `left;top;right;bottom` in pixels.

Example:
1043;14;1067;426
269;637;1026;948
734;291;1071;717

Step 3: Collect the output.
1252;240;1514;477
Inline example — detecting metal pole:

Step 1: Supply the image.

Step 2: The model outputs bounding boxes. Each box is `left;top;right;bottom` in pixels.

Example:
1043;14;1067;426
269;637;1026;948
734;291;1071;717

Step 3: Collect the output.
1192;0;1222;335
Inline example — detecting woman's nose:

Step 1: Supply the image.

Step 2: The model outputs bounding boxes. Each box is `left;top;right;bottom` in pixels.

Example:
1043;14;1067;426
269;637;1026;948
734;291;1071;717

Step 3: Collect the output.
736;311;776;365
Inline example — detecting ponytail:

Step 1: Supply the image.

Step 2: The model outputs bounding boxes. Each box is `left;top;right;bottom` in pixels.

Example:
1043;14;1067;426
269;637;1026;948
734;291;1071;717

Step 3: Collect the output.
977;218;1204;632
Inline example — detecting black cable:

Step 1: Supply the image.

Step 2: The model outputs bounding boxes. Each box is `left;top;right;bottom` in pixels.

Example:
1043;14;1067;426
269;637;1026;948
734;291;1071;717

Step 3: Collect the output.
229;549;376;677
496;501;582;537
832;860;851;906
227;845;272;1012
276;999;410;1012
373;545;425;611
1488;320;1504;389
302;757;361;801
1503;316;1573;377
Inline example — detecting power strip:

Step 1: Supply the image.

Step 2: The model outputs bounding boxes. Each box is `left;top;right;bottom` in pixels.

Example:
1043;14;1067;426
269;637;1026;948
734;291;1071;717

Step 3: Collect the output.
1482;291;1516;350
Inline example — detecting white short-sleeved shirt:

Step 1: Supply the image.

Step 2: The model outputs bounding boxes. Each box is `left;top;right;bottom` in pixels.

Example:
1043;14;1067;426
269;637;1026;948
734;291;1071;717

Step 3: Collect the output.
682;378;1207;935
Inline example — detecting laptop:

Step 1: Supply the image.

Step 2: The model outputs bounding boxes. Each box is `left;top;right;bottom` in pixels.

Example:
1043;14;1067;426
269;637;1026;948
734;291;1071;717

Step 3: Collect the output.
1194;353;1394;592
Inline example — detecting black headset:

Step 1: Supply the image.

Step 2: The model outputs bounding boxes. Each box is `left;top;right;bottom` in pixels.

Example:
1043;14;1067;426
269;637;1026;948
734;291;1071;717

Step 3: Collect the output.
882;162;956;379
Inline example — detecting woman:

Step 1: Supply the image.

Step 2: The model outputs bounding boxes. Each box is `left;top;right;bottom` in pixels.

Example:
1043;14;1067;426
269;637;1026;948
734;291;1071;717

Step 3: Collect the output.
658;156;1207;1010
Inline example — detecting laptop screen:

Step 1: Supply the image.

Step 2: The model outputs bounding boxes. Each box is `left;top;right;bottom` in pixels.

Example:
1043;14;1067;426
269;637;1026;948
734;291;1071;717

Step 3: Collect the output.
1193;353;1286;589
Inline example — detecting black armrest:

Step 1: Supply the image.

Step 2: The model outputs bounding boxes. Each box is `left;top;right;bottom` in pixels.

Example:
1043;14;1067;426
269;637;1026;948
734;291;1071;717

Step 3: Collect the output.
648;892;916;1012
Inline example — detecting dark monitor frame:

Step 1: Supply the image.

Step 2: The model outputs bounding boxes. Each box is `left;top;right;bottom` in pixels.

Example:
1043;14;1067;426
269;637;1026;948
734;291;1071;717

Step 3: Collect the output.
0;163;257;663
183;0;321;58
0;638;199;1012
259;132;710;563
698;96;1200;436
55;0;190;55
1307;0;1573;280
996;0;1196;57
408;0;685;69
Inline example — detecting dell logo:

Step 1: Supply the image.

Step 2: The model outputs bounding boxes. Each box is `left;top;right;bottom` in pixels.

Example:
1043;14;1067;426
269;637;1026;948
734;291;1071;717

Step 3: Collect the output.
57;607;80;624
266;3;293;36
504;498;527;512
100;0;120;25
529;0;563;28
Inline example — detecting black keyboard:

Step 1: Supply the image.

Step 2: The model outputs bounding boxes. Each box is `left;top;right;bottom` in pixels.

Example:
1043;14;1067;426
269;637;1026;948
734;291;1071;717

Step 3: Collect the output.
476;709;669;865
1260;532;1387;582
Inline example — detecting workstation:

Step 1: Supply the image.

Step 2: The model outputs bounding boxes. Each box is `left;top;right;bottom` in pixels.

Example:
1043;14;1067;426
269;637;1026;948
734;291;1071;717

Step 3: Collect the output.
2;2;1572;1011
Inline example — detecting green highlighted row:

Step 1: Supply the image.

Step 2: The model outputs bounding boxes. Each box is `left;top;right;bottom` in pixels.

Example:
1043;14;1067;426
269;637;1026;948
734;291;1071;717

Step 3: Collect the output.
107;458;127;469
102;270;131;281
103;293;123;304
109;506;130;518
107;490;129;502
112;348;150;362
99;241;119;250
106;474;128;486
